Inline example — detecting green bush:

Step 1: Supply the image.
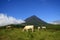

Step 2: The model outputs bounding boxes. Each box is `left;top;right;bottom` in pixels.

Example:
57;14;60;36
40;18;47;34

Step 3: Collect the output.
0;28;60;40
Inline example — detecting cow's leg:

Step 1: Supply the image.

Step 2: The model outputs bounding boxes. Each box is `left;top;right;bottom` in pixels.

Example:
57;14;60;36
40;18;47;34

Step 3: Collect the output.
22;29;25;32
38;28;39;31
32;28;34;32
26;29;28;32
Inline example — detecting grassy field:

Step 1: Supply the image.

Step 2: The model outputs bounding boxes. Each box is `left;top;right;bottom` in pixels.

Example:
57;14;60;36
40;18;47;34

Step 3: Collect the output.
0;28;60;40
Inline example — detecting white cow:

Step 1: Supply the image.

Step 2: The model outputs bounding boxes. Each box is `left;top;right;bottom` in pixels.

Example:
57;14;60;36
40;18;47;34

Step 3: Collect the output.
42;26;46;30
42;26;46;29
6;26;11;29
23;25;34;32
38;27;41;31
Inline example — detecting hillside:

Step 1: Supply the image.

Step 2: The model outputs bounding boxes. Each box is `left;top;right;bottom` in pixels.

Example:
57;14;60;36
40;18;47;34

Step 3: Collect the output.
25;15;48;26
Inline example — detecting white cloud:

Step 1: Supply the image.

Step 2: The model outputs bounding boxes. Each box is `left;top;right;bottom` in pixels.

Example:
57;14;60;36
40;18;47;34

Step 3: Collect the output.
48;21;60;25
0;13;25;26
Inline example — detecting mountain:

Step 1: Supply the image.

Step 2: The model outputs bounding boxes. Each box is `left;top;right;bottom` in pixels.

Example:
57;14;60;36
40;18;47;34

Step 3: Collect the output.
25;15;48;26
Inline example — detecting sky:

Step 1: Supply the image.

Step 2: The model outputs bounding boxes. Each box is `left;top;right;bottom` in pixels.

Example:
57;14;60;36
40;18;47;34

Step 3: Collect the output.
0;0;60;23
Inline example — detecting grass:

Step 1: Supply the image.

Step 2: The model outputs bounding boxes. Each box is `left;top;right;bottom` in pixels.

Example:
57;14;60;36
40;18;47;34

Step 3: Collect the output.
0;28;60;40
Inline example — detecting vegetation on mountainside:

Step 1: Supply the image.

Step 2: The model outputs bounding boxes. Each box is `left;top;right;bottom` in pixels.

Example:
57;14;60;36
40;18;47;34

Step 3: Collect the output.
25;15;48;26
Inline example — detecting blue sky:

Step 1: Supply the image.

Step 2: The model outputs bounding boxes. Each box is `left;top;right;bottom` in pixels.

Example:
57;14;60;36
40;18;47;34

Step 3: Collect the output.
0;0;60;23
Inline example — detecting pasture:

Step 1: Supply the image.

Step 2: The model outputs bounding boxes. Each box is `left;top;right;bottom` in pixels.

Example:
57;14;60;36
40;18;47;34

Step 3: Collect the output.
0;28;60;40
